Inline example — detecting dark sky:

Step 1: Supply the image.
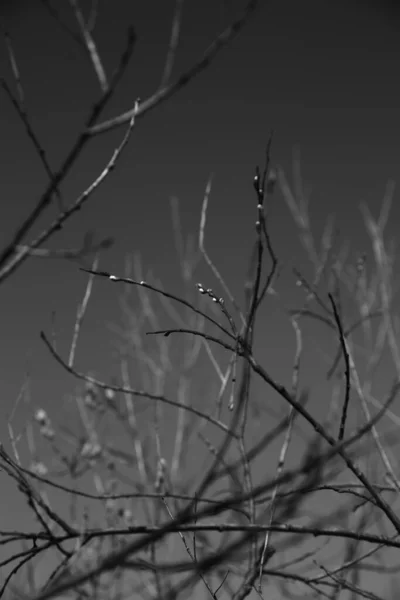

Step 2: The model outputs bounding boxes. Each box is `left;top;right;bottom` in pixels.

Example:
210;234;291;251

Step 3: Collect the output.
1;0;400;596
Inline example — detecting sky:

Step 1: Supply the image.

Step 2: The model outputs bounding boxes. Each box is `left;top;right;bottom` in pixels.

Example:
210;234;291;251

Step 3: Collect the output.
1;0;400;597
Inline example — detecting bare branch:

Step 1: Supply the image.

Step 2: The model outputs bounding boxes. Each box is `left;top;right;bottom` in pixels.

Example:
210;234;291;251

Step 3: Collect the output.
88;0;260;136
0;26;136;280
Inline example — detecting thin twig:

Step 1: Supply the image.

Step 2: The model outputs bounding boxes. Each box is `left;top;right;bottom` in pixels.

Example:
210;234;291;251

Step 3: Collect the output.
2;35;65;211
40;331;234;436
68;254;99;368
329;294;351;441
25;406;396;600
258;317;302;592
69;0;108;92
162;497;217;599
81;268;235;341
199;176;245;326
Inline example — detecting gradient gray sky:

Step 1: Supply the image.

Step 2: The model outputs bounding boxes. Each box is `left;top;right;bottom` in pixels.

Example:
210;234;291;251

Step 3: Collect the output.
1;0;400;596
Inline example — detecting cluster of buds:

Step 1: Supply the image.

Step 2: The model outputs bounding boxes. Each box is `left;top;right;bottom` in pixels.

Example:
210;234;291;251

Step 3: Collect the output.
253;166;277;201
83;381;103;411
104;387;115;401
295;276;314;298
118;507;134;526
154;457;167;492
83;381;115;411
356;253;366;275
34;408;55;440
196;282;235;332
81;439;102;460
29;460;48;477
196;283;224;305
105;497;116;513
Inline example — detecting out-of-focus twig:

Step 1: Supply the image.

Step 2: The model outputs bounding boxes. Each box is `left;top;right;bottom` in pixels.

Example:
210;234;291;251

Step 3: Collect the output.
159;0;185;89
68;254;99;368
258;317;302;592
69;0;108;92
15;231;114;264
40;331;234;436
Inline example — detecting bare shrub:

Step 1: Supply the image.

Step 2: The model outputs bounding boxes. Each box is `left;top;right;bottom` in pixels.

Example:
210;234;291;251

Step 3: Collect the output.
1;3;400;600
